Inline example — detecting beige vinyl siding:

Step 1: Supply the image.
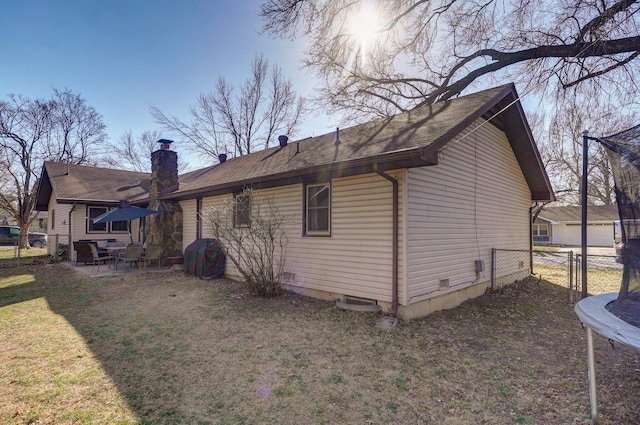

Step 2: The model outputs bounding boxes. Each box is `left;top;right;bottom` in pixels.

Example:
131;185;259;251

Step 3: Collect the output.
47;195;73;254
406;119;531;302
181;199;197;247
48;195;71;236
273;174;401;301
199;194;239;277
195;172;404;302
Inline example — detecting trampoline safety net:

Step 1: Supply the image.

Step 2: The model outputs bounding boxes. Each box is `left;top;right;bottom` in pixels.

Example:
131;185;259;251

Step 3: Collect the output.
599;123;640;327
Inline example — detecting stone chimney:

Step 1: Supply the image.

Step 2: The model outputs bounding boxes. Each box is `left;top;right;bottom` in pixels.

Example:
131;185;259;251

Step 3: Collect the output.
151;140;179;194
146;139;183;259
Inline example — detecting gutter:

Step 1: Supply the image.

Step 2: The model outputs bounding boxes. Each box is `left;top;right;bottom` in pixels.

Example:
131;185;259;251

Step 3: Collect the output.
161;148;437;202
374;164;399;316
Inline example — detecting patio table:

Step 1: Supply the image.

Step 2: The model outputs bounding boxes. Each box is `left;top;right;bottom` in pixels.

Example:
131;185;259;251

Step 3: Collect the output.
104;246;126;269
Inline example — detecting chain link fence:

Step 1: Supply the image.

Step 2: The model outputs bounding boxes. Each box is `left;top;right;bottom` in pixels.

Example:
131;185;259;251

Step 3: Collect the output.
492;248;622;302
0;233;69;267
573;254;622;300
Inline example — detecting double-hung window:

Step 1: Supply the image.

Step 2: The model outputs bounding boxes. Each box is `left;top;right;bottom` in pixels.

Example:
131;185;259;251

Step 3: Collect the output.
234;192;251;228
305;183;330;235
532;223;548;237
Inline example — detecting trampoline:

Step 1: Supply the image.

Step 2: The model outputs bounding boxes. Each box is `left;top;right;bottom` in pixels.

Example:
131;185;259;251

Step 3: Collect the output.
575;124;640;422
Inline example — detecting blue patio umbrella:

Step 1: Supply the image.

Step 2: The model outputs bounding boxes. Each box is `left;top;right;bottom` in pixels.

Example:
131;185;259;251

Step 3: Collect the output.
92;204;158;243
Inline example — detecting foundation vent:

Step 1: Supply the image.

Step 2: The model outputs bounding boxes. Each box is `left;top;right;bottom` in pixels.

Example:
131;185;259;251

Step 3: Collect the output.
439;278;450;289
336;296;381;313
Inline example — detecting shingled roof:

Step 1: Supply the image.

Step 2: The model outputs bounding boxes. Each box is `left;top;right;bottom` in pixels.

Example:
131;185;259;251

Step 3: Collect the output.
169;83;553;202
35;83;554;209
35;162;150;210
538;205;619;223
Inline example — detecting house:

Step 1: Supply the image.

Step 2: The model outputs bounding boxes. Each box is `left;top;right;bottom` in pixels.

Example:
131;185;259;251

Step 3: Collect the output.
534;205;618;247
35;83;554;319
34;162;151;253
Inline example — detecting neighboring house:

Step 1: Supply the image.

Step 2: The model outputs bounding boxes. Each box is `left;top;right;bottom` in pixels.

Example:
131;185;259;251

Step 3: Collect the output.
35;162;151;256
29;211;48;233
0;208;47;232
35;83;554;319
534;205;618;247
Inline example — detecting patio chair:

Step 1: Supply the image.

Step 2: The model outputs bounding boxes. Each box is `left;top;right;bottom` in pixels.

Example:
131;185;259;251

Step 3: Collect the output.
73;241;94;265
143;244;163;268
116;244;143;272
89;243;114;271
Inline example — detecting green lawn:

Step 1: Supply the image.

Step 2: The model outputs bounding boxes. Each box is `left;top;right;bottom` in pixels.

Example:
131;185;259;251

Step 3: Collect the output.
0;246;49;260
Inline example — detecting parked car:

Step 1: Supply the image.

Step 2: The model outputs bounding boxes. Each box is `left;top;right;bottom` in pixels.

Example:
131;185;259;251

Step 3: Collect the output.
615;239;640;266
615;241;624;263
0;225;48;248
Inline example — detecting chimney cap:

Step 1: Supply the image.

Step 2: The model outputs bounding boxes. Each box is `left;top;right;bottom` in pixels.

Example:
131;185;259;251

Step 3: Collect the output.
278;135;288;147
218;153;227;163
158;139;174;150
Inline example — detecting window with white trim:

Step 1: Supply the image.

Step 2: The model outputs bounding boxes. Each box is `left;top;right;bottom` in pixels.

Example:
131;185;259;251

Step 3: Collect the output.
305;183;330;235
532;223;548;236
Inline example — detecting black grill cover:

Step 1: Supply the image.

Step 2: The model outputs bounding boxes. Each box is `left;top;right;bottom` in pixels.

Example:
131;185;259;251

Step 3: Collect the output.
184;238;225;279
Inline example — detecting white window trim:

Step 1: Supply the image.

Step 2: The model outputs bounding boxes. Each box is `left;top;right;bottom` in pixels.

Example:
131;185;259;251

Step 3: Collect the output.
305;182;331;236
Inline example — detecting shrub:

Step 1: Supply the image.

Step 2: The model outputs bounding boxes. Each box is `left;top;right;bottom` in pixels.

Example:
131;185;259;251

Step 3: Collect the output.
205;188;288;297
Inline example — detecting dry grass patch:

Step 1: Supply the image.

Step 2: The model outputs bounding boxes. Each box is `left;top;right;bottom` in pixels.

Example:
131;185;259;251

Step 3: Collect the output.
1;263;639;424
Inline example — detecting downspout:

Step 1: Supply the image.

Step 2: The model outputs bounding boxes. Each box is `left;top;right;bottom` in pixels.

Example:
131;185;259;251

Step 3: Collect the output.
374;165;399;316
68;204;76;261
529;203;535;274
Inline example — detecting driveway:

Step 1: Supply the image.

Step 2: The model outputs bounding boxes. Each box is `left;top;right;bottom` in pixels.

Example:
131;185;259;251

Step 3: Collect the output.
556;246;620;268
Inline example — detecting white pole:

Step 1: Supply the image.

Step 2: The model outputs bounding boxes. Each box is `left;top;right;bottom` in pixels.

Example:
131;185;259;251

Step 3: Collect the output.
586;326;598;423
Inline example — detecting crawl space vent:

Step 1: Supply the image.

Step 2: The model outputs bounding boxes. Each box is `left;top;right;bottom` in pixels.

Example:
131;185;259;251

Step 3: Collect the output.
336;296;382;313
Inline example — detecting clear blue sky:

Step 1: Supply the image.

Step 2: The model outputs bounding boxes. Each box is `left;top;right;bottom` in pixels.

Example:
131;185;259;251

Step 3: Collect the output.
1;0;333;166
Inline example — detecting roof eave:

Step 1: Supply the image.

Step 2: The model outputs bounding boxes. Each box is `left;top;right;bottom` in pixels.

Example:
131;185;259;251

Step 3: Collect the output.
161;149;438;201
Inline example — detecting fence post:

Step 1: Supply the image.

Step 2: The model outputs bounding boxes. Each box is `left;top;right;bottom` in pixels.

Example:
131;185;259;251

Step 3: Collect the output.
54;234;59;263
16;234;22;266
491;248;496;289
569;251;574;303
575;255;581;300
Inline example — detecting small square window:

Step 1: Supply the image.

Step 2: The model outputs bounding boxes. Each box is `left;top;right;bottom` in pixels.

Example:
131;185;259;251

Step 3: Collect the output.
234;193;251;228
306;183;330;235
87;206;107;232
111;220;129;232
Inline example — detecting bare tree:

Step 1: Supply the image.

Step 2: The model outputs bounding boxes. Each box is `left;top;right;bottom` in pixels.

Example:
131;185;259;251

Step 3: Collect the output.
103;130;189;173
0;89;107;247
260;0;640;123
537;96;638;205
151;54;306;161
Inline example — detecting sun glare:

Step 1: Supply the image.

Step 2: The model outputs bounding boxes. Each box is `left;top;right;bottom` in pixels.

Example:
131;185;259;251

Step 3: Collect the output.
349;3;382;66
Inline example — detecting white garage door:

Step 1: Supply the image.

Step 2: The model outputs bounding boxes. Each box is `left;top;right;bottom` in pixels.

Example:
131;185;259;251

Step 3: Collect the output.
565;224;614;247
